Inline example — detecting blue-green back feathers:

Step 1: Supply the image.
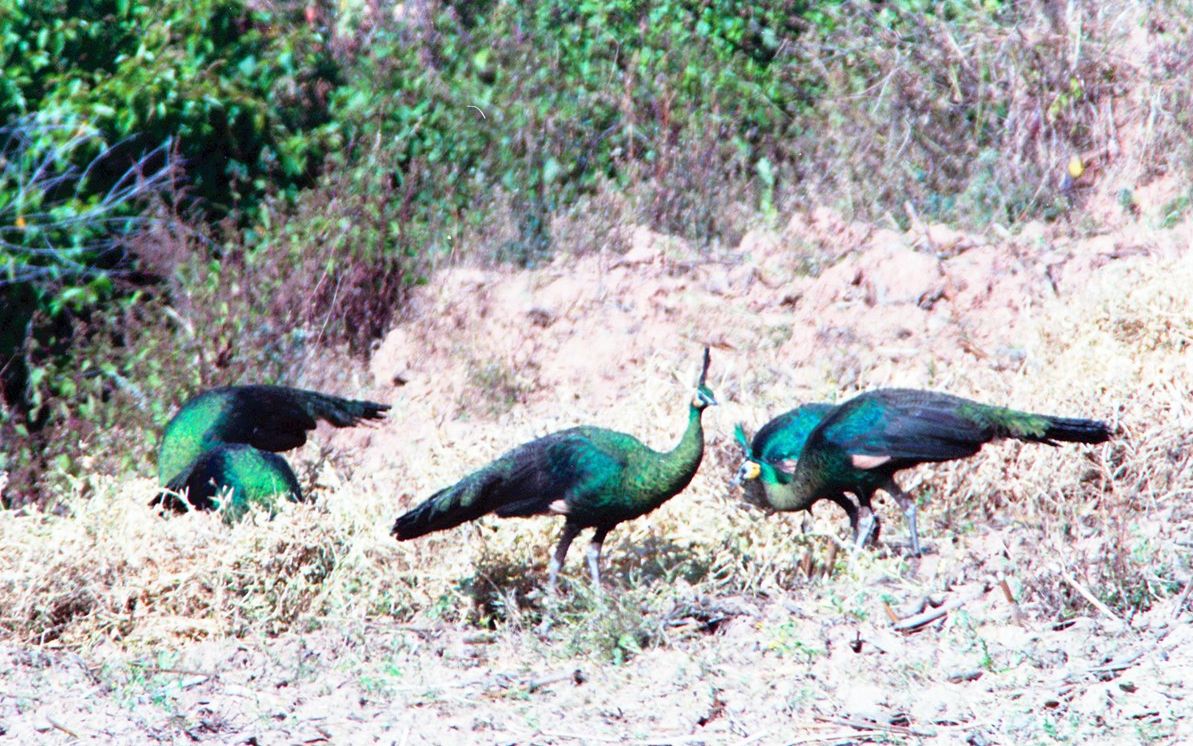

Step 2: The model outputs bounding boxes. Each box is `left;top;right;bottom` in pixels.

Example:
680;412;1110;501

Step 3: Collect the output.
812;389;1109;466
158;444;302;524
154;385;389;521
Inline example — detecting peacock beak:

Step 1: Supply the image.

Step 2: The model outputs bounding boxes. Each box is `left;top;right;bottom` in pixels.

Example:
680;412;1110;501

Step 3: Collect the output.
731;460;759;487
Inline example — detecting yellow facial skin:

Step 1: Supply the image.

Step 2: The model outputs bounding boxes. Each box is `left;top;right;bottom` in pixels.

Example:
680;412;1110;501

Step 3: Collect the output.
732;460;762;486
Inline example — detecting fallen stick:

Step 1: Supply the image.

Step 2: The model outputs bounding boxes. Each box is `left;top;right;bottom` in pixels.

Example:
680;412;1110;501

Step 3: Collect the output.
800;548;814;578
523;730;641;744
998;578;1016;604
734;728;775;746
137;665;218;680
999;576;1026;623
947;668;984;683
823;541;839;578
1171;578;1192;619
790;730;897;745
525;668;585;693
814;715;935;738
1058;568;1124;626
892;585;990;632
46;715;81;739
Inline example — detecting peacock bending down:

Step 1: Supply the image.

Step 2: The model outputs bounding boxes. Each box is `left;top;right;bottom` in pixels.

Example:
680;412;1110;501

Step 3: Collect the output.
734;388;1110;555
153;385;389;522
733;402;880;543
392;349;716;592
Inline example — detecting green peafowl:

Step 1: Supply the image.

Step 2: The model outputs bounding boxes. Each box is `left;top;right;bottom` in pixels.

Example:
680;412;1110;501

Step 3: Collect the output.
733;388;1110;555
733;403;879;543
152;385;389;522
392;349;716;592
160;444;303;523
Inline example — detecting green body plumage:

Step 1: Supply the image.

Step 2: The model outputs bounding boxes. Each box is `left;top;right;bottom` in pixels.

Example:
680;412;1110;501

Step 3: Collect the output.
393;349;716;590
157;390;240;484
153;384;389;521
746;402;836;464
162;444;303;523
734;402;869;537
735;388;1110;554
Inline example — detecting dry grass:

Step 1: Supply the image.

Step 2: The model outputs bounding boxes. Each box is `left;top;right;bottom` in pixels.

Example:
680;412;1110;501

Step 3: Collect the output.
1;216;1190;741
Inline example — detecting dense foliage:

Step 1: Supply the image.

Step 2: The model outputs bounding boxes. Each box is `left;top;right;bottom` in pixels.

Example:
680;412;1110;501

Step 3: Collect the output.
1;0;336;497
3;0;1191;505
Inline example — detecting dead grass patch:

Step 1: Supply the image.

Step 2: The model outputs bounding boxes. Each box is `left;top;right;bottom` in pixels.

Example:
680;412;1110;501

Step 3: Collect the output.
1;212;1190;742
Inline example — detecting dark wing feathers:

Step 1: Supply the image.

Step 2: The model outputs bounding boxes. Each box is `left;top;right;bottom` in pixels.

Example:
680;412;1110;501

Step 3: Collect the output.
221;385;388;452
490;435;593;518
393;429;623;539
817;390;994;463
814;388;1107;465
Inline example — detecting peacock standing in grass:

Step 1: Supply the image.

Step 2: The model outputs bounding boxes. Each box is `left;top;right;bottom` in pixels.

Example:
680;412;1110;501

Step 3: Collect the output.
153;385;389;523
392;348;716;592
733;402;879;543
733;388;1110;555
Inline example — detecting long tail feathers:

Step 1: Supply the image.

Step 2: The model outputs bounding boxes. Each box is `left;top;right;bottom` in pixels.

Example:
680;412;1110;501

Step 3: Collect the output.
1040;415;1111;445
392;475;496;540
302;390;389;427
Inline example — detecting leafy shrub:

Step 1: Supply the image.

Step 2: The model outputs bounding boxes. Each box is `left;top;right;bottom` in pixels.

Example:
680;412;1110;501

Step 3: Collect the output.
0;0;337;395
0;0;339;504
1;0;335;218
325;0;820;262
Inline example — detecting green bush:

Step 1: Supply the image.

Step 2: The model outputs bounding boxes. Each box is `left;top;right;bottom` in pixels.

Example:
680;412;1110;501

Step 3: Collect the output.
325;0;820;261
8;0;1193;508
0;0;337;391
0;0;339;504
1;0;335;217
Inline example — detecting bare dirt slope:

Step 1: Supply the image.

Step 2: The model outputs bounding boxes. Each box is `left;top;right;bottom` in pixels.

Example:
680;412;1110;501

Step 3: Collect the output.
2;210;1191;743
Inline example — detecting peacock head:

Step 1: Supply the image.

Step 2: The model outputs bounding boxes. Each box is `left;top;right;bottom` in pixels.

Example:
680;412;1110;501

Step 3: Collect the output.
733;458;778;512
732;458;762;485
691;347;718;410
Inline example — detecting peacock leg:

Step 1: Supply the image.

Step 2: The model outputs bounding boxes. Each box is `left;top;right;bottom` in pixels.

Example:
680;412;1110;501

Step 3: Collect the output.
884;479;921;556
829;492;860;535
586;527;611;590
548;523;582;594
855;505;877;549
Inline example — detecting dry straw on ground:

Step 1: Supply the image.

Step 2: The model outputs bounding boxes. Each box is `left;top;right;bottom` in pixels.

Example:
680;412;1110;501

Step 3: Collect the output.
1;214;1190;742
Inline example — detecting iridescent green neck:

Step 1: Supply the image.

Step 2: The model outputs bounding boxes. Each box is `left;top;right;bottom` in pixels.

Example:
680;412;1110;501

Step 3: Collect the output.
759;459;816;511
647;403;707;502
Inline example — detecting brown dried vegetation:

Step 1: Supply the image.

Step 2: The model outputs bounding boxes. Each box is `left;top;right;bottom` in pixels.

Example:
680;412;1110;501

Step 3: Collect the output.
1;207;1190;742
